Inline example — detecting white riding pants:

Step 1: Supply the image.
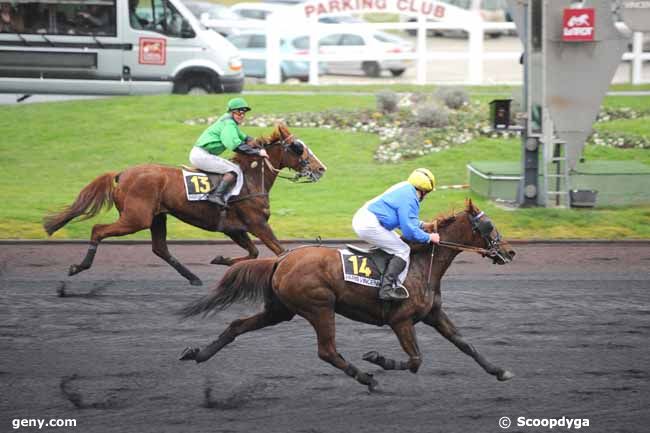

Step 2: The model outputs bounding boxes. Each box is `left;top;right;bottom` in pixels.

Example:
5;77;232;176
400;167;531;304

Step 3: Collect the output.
352;206;410;284
189;146;244;197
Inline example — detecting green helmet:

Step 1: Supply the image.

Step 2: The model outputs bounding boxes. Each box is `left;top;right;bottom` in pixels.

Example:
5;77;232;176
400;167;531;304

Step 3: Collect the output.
227;97;251;112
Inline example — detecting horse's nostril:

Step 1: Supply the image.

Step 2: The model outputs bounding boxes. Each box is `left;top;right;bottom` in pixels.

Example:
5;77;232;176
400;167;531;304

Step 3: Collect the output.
509;250;516;258
318;167;325;172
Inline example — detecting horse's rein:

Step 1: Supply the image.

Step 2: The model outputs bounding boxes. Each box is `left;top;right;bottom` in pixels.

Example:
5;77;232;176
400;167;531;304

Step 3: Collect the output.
438;241;492;255
425;220;492;291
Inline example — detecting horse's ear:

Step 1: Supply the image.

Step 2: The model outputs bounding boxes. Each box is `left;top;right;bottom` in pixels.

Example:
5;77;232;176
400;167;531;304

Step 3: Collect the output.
466;198;475;213
275;121;290;137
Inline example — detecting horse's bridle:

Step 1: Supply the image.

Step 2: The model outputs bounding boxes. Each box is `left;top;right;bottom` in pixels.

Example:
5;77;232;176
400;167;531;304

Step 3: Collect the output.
264;136;317;183
469;211;509;263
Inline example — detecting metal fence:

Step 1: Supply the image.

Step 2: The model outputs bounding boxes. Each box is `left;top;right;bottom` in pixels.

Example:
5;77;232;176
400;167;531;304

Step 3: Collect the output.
203;16;649;85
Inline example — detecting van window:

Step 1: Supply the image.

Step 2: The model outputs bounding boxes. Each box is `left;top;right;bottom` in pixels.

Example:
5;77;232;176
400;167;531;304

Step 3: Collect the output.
6;0;116;36
131;0;194;38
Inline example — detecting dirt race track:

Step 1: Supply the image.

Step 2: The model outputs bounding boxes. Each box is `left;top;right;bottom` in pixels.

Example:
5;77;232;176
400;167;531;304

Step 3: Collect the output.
1;241;649;433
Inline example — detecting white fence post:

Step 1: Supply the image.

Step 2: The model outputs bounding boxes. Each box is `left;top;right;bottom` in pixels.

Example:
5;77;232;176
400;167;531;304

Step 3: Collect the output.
416;15;427;85
308;16;319;85
632;32;643;85
265;16;282;84
467;15;484;84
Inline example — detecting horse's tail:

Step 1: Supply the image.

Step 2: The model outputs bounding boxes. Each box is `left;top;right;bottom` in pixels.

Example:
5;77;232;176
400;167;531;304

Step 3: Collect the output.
179;257;277;318
43;172;118;236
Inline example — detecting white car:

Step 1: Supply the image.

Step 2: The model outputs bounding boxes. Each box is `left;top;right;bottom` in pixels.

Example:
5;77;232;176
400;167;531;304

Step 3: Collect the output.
318;30;413;77
230;2;293;21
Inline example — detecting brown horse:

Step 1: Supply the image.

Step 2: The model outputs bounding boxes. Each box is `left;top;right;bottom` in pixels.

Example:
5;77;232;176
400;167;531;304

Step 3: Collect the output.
43;124;326;286
179;200;516;390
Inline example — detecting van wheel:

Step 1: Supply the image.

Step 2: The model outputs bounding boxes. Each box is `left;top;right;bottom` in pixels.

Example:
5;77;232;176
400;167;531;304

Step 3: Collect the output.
174;73;216;94
362;62;381;78
390;68;405;77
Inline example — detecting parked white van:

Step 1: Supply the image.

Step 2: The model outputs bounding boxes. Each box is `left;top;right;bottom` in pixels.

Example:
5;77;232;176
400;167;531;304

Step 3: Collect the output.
0;0;244;95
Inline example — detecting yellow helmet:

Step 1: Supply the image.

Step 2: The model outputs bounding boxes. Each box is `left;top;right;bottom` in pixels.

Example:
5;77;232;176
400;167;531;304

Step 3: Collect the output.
408;168;436;192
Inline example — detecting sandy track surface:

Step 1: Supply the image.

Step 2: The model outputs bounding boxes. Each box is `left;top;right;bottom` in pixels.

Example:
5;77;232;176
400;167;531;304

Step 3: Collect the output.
1;242;649;433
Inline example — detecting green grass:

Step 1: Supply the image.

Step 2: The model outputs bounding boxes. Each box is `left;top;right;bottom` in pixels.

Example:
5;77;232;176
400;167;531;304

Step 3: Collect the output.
1;92;649;240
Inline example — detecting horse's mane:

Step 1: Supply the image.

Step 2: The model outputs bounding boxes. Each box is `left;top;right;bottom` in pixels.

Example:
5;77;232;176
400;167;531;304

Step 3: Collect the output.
231;122;288;165
430;199;479;230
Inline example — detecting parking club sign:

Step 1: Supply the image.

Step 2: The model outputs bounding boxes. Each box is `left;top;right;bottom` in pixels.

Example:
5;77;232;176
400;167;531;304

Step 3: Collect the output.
562;8;595;42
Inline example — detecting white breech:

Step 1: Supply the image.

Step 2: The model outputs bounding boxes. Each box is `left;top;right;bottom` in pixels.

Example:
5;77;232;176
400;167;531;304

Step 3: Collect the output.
352;206;410;284
189;146;244;197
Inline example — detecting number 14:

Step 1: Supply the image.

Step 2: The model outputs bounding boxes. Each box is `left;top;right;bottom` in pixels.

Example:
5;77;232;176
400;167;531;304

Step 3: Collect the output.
348;256;372;277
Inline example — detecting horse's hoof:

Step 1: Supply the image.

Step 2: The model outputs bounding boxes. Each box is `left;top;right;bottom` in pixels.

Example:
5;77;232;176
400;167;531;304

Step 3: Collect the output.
367;376;380;393
362;351;380;364
189;279;203;286
68;265;81;276
179;347;199;361
211;256;232;266
497;369;514;381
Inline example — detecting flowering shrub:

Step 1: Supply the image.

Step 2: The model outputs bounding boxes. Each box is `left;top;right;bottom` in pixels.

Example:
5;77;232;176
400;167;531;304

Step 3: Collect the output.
435;87;470;110
183;94;649;163
376;91;400;114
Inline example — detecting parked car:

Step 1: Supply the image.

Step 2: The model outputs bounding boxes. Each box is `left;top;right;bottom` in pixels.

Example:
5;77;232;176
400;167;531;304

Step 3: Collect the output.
230;2;292;21
227;31;325;81
230;3;364;25
317;30;413;77
183;1;247;36
404;0;510;38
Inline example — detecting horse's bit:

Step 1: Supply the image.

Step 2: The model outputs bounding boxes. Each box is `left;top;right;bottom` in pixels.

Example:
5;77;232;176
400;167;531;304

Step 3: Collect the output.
264;137;316;183
469;211;507;263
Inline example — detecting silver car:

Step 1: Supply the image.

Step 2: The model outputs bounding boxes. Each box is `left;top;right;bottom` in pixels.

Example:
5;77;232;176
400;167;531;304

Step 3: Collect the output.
183;1;246;37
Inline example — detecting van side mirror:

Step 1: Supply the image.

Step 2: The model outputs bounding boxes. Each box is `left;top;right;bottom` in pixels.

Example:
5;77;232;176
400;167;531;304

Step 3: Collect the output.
181;19;195;38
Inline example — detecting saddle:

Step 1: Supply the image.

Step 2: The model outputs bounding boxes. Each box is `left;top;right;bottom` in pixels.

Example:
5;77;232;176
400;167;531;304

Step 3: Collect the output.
345;244;393;275
339;244;395;288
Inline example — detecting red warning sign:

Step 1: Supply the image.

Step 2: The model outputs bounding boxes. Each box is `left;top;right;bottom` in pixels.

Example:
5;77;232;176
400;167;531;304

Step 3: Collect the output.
562;8;595;42
139;38;166;65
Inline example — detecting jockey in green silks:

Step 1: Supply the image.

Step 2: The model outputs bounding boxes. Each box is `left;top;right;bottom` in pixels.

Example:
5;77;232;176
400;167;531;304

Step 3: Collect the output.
189;98;268;206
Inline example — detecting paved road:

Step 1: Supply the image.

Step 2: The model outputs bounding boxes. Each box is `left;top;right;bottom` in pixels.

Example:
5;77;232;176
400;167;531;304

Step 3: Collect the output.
1;242;649;433
2;36;647;105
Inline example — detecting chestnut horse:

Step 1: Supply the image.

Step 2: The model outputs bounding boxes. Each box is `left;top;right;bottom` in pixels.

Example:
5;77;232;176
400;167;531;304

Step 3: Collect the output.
43;124;326;286
179;200;516;390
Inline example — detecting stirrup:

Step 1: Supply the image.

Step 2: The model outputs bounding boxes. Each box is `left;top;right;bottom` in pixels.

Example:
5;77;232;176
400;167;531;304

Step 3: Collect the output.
206;194;227;207
378;283;409;301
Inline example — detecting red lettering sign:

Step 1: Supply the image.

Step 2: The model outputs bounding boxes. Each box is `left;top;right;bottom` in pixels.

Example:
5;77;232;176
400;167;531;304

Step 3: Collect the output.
139;38;166;65
562;8;595;41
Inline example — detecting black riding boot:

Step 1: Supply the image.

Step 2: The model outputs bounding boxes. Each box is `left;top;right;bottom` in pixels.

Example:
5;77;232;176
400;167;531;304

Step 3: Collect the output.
207;172;236;207
378;256;409;301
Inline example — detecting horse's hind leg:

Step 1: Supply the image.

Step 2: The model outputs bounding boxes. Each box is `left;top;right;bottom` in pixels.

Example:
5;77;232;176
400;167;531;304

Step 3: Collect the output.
68;214;149;276
180;299;294;363
304;308;379;391
211;230;259;266
362;320;422;373
423;308;514;381
150;214;202;286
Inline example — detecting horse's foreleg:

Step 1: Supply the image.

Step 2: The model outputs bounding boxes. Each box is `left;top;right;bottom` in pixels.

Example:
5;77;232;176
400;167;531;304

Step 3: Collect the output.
305;308;379;391
69;216;146;277
423;308;514;381
211;230;259;266
362;321;422;373
248;221;285;256
180;300;294;363
150;214;202;286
